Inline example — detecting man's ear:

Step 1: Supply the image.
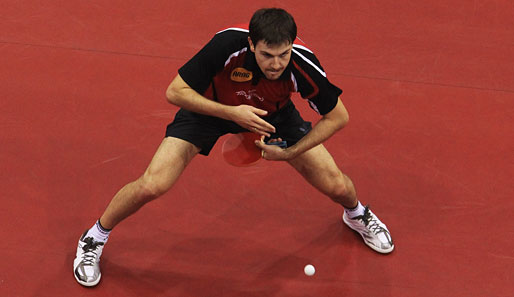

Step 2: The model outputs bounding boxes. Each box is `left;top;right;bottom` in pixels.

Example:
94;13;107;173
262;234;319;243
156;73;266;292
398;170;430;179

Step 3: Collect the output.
248;37;256;52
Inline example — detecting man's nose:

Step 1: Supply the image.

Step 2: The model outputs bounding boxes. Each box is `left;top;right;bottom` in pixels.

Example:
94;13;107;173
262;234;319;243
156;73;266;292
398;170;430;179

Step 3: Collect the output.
271;57;281;68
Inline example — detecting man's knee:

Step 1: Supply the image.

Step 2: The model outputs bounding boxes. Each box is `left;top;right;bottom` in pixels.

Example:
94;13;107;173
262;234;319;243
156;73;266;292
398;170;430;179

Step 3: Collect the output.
136;172;171;200
327;171;350;198
134;137;199;201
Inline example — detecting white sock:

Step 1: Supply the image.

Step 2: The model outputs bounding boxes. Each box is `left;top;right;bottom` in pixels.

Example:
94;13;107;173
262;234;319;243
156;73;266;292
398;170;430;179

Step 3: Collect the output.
85;220;111;243
344;201;365;219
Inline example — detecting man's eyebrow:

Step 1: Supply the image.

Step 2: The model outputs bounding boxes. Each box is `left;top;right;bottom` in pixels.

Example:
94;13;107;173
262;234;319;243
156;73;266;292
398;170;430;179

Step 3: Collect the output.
279;49;291;55
259;49;291;56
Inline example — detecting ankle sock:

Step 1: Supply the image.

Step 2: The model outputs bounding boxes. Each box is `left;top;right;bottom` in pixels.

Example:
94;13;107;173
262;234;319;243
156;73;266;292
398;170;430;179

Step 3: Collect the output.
85;219;111;243
344;201;365;218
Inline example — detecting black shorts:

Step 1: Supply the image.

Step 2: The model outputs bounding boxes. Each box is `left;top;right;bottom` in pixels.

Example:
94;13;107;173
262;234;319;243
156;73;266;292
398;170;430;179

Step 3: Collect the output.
165;100;312;156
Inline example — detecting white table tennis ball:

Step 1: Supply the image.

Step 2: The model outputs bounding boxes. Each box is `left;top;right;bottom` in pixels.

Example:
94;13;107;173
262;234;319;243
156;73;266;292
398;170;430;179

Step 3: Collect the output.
304;264;315;276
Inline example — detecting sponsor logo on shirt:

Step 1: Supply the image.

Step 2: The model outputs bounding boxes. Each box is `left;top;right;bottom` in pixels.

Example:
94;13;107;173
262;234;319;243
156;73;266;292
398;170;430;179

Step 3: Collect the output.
230;67;253;82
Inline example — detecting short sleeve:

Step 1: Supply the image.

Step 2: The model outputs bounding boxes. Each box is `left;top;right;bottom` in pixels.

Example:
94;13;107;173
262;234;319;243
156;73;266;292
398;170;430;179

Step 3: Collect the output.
178;30;249;94
291;46;342;115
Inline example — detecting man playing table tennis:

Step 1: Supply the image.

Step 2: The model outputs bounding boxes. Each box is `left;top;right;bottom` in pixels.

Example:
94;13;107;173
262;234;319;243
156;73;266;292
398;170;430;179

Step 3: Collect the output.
74;7;394;287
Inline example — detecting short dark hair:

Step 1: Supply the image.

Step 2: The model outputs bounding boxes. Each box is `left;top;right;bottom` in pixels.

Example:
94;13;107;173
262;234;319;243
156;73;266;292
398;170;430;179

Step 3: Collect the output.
249;8;297;46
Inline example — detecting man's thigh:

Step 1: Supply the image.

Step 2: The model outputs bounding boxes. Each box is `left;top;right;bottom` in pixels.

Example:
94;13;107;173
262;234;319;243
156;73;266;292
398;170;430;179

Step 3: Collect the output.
166;109;245;156
143;137;201;189
287;144;342;195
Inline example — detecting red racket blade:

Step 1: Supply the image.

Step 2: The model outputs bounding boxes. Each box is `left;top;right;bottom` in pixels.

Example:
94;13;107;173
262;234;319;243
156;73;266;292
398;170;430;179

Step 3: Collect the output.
222;132;262;167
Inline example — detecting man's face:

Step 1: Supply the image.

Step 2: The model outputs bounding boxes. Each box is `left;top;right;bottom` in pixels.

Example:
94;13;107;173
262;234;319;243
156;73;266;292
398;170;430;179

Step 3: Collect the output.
249;37;293;80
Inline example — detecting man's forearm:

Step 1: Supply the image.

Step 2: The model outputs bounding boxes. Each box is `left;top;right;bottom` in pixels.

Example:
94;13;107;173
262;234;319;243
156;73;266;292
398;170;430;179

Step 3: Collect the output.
286;116;343;158
166;75;235;121
165;74;276;136
167;84;233;120
285;99;349;159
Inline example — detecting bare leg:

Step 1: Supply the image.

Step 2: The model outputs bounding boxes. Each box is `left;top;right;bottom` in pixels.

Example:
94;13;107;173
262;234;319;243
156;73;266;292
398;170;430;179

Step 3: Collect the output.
287;144;357;208
99;137;201;229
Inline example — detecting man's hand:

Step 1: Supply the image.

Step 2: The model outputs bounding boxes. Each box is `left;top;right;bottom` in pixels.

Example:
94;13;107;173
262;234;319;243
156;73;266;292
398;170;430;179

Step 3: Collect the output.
228;105;276;137
255;138;294;161
167;76;275;137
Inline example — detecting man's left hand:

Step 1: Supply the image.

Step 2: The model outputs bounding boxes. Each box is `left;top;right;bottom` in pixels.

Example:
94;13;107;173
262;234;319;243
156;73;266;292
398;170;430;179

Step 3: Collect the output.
254;138;294;161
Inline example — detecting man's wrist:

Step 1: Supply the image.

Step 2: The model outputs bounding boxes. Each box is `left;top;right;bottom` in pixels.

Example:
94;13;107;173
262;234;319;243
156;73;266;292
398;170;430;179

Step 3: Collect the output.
284;146;300;160
217;104;234;121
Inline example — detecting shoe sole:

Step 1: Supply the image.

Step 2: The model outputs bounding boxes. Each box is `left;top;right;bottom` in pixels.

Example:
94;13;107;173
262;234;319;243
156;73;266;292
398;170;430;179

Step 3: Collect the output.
343;215;394;254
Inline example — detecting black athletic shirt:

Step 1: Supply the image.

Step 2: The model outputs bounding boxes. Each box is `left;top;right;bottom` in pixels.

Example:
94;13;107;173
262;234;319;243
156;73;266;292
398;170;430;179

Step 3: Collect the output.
178;24;342;115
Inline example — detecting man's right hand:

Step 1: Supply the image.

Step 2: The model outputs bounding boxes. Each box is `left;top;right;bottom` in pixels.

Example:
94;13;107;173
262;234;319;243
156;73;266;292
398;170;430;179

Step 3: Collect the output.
228;105;276;137
166;76;275;137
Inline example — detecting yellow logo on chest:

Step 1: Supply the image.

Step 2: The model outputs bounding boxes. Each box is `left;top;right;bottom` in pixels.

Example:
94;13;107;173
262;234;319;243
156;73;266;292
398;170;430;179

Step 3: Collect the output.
230;67;253;82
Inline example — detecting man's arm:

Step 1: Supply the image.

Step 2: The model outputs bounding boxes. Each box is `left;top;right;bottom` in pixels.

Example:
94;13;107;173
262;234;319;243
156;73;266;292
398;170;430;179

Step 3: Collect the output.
165;74;276;137
256;98;349;160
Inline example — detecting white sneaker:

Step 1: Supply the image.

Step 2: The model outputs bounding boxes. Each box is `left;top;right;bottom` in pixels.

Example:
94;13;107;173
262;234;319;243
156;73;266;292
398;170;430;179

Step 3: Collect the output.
343;206;394;254
73;231;105;286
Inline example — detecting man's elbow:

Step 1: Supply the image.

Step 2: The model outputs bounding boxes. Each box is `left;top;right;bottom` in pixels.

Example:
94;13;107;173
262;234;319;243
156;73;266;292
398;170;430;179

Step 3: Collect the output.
165;85;180;105
340;110;349;128
326;98;349;131
334;109;349;131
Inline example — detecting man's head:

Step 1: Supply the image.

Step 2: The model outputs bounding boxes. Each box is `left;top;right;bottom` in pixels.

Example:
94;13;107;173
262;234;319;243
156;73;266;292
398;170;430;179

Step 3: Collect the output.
248;8;297;80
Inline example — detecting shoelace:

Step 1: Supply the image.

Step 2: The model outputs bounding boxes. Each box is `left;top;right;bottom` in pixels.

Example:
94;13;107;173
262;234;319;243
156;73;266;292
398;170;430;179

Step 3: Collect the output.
355;207;388;236
80;237;104;266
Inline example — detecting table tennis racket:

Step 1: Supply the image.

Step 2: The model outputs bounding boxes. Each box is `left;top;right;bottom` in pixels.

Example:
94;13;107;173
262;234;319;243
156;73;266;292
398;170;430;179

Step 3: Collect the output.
221;132;287;167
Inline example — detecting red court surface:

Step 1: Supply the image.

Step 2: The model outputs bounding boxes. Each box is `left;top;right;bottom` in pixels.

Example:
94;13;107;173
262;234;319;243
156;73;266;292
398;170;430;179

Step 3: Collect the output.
1;1;513;296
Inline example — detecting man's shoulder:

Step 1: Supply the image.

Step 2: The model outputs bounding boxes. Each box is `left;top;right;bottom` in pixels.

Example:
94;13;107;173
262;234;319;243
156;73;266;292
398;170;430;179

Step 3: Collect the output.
213;24;249;41
204;24;249;54
216;24;249;34
290;40;326;78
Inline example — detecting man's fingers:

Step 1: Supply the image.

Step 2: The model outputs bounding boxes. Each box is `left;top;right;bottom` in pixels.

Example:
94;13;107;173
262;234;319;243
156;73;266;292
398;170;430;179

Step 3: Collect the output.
250;127;271;137
250;120;275;135
254;120;276;133
251;107;268;116
250;107;276;132
254;140;266;150
267;138;283;143
255;140;287;160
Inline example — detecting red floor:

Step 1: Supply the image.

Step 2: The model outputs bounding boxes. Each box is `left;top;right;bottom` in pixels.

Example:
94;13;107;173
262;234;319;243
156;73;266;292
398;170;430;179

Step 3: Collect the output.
1;1;513;296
